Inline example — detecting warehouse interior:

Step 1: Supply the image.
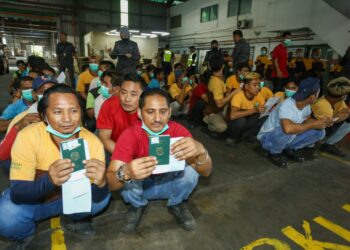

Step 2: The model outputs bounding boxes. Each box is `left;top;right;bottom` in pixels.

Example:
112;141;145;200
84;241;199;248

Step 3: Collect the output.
0;0;350;249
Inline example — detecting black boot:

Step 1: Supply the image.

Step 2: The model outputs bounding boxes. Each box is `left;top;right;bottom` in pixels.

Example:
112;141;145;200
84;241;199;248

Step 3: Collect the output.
122;206;145;234
283;149;304;162
268;153;289;168
62;217;95;239
320;144;346;157
168;203;196;231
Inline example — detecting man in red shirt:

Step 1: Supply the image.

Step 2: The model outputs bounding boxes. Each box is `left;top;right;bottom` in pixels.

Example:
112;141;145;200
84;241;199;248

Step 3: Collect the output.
106;89;212;233
188;73;209;128
271;31;292;93
97;74;145;154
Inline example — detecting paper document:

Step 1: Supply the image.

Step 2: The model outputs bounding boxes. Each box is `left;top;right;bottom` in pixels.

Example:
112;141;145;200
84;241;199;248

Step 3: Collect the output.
150;137;185;175
259;96;281;119
60;138;92;214
57;72;66;83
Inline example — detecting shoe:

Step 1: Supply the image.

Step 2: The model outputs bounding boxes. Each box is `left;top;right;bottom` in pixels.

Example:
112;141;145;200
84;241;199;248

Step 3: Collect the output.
61;217;95;239
283;149;304;162
302;147;317;161
168;203;196;231
122;206;145;234
320;144;346;157
268;154;288;168
6;235;34;250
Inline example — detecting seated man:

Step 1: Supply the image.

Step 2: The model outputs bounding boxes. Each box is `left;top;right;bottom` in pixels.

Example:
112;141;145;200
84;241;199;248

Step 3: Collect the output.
0;78;57;162
167;63;183;86
312;77;350;157
76;56;99;100
148;68;164;89
97;74;144;154
257;77;331;168
0;84;110;249
274;78;298;102
169;69;192;116
228;72;266;144
141;64;155;85
203;54;238;134
225;62;249;92
0;76;35;132
88;60;115;91
107;89;212;233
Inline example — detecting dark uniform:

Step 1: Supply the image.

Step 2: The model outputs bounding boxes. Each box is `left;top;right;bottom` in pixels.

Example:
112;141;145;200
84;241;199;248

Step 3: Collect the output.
203;48;224;66
110;39;140;75
56;41;76;85
231;38;250;71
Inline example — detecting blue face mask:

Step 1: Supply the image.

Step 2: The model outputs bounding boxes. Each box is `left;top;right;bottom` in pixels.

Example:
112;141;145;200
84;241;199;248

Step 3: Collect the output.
142;121;169;136
150;72;155;78
98;70;103;77
43;74;54;80
37;94;43;102
46;122;81;139
284;39;292;47
239;74;244;81
98;85;112;99
89;63;99;72
22;67;30;77
189;79;193;85
182;77;189;84
261;50;267;56
260;81;265;88
22;89;34;102
137;70;142;76
285;88;297;97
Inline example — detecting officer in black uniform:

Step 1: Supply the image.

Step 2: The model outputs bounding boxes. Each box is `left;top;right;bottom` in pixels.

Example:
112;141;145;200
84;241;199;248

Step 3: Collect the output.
56;32;76;85
110;26;140;76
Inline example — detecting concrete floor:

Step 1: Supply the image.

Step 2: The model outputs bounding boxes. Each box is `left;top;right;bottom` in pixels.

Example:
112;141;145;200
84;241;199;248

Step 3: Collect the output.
1;73;350;249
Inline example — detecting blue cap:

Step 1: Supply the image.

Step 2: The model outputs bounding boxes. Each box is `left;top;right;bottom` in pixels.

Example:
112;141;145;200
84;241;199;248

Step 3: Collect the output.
293;77;320;101
32;77;58;90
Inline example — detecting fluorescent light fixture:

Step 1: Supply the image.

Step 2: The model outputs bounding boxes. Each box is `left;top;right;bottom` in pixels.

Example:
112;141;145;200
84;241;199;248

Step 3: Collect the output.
105;32;120;36
151;31;170;36
132;35;147;38
129;30;140;33
141;33;158;38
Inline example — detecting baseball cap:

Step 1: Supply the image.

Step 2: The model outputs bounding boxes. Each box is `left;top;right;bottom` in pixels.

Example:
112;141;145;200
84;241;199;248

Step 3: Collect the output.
32;77;58;90
293;77;320;101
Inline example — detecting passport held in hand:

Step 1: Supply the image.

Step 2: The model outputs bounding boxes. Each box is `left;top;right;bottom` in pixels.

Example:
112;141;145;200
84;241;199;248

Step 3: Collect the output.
149;135;170;165
60;138;87;172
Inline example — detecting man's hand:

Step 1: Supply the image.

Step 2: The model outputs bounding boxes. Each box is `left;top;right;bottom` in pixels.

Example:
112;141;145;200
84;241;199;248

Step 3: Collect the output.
48;159;74;186
312;117;333;129
14;113;41;131
84;159;106;188
276;70;283;78
335;111;350;122
125;53;132;58
257;106;266;114
171;137;205;161
124;156;157;180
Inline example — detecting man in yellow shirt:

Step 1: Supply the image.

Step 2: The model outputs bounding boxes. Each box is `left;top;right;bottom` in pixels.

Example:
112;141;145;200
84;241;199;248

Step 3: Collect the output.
312;77;350;157
255;47;269;77
274;78;298;103
225;62;249;92
169;69;192;116
76;56;99;100
228;72;266;143
141;64;155;85
203;55;238;133
0;84;110;248
167;63;183;86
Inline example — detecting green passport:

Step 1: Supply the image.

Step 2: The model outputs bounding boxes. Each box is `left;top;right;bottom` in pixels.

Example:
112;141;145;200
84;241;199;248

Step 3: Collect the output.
60;138;86;172
149;135;170;165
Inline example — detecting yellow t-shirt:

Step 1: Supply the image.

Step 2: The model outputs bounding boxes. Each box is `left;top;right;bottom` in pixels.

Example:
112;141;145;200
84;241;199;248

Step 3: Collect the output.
6;110;28;135
274;91;286;103
311;96;348;120
255;55;270;69
10;122;105;181
169;83;192;99
167;72;176;86
226;75;241;91
76;70;97;94
231;90;265;110
260;87;273;101
141;73;151;84
208;76;226;101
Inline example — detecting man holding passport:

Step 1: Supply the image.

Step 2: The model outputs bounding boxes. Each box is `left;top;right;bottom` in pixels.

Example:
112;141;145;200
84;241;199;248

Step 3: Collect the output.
107;89;212;233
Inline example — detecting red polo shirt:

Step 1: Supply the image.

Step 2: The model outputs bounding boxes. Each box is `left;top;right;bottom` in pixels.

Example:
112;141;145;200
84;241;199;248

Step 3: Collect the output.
111;120;192;163
271;43;288;78
96;96;139;142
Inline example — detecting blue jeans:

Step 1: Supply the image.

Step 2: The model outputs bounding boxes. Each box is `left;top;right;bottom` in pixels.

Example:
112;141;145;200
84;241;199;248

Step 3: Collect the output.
121;166;199;208
0;189;111;240
260;126;325;154
326;122;350;145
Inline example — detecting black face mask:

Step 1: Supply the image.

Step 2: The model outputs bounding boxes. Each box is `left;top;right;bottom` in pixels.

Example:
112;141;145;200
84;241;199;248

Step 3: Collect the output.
212;47;218;51
122;37;129;41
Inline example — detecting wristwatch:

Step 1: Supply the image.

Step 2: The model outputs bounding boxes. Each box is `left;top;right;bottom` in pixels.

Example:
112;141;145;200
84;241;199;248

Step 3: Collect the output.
116;164;131;184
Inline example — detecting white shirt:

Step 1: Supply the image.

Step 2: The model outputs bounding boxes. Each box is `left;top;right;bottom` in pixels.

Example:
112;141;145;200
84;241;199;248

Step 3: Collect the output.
89;77;101;91
94;95;107;119
257;97;311;140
